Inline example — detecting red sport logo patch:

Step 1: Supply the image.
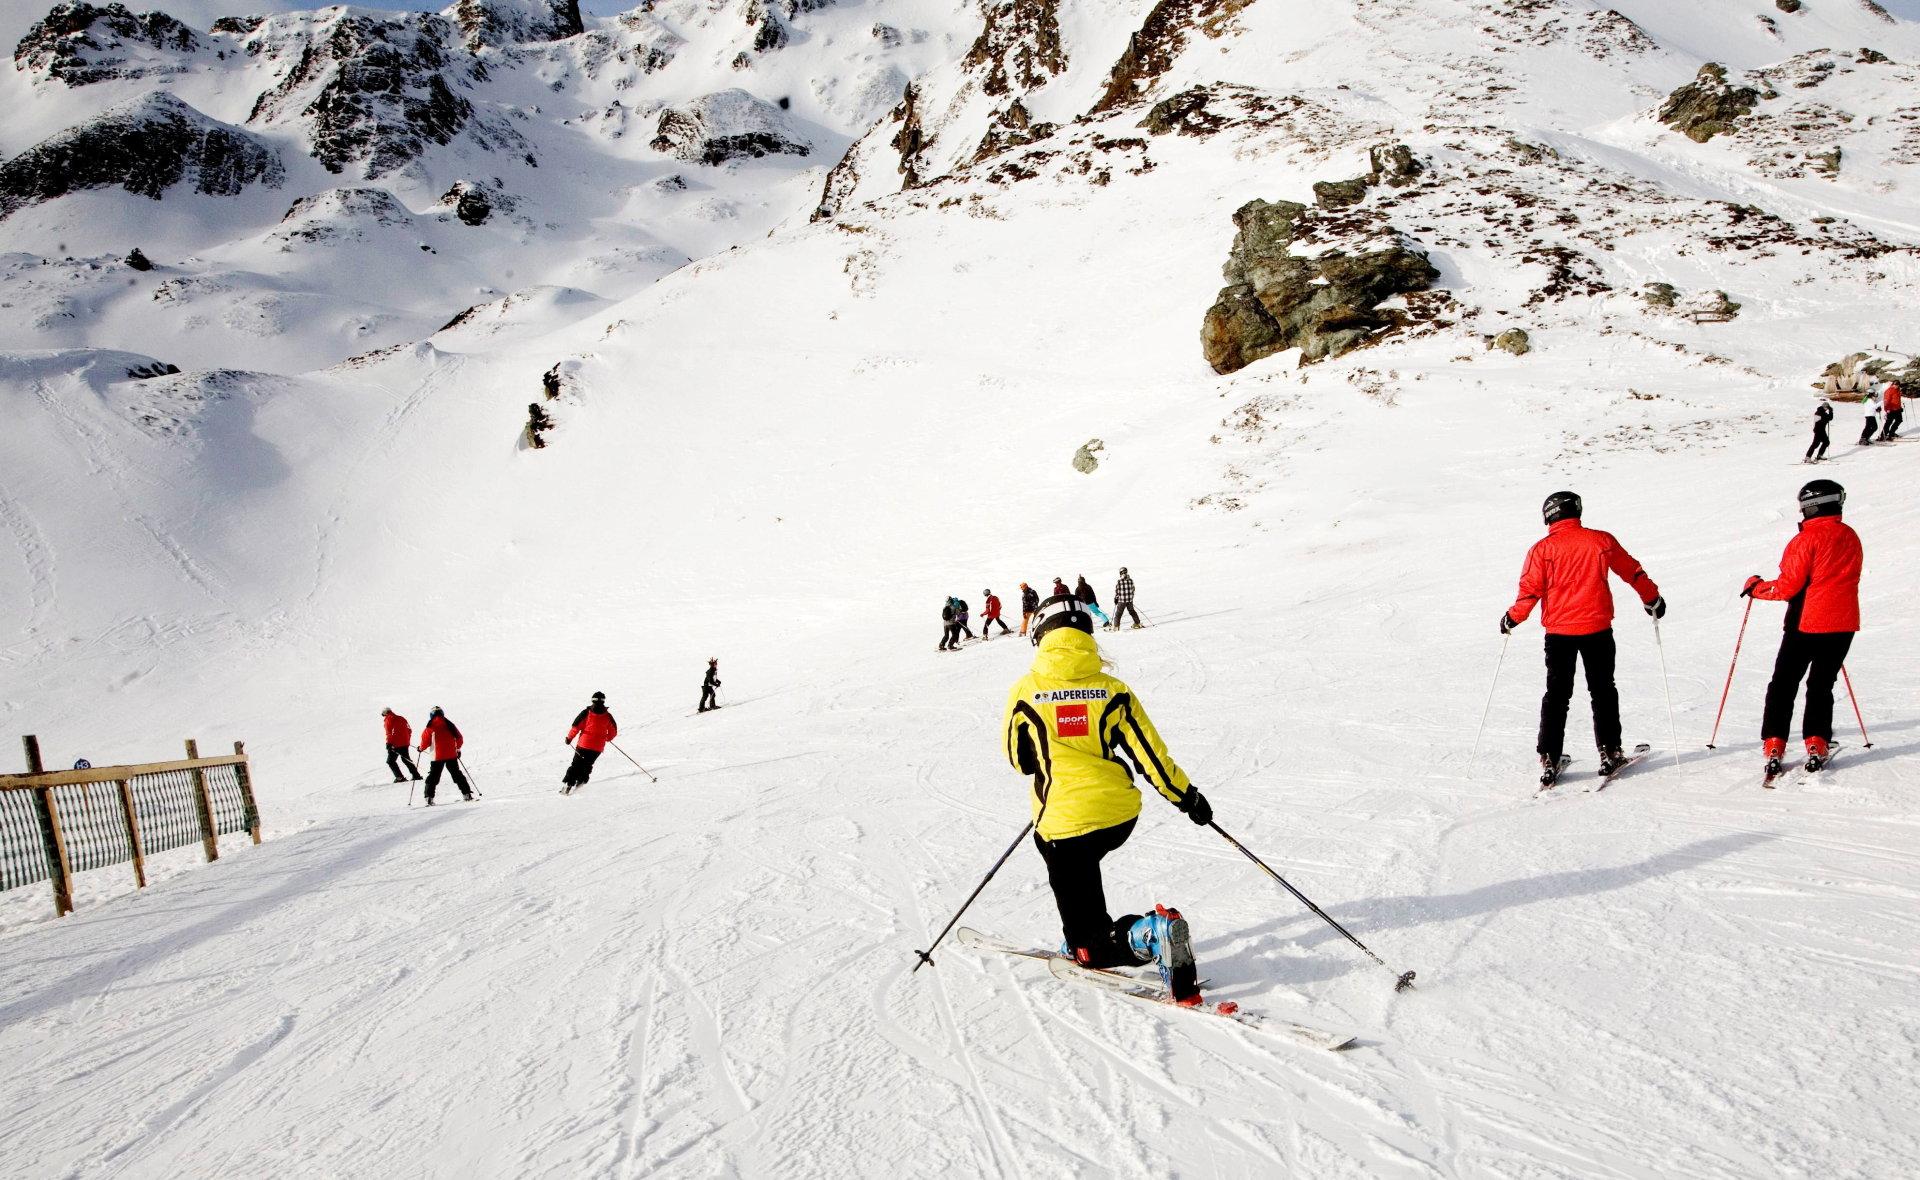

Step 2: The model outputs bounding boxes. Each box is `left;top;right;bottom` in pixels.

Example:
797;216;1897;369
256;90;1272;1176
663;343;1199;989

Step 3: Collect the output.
1055;704;1090;738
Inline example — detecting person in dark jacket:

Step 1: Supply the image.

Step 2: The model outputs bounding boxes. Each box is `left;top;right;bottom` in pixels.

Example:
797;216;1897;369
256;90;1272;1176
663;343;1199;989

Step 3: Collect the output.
699;659;722;711
563;692;618;791
1806;400;1833;463
1018;583;1040;636
1074;577;1110;627
1744;480;1863;778
1109;568;1142;630
382;708;422;783
955;598;975;640
1052;577;1071;599
416;707;473;804
939;600;959;651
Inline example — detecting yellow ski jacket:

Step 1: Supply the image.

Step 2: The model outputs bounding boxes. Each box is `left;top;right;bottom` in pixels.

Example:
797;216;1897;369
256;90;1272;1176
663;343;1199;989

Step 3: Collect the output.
1003;628;1196;841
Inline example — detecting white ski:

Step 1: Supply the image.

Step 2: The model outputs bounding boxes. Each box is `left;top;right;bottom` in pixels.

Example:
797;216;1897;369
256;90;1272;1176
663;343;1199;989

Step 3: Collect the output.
1047;959;1357;1051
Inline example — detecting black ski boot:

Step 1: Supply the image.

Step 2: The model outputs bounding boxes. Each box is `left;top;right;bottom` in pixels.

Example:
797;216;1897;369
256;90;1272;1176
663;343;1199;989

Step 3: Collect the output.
1597;747;1629;778
1539;754;1566;789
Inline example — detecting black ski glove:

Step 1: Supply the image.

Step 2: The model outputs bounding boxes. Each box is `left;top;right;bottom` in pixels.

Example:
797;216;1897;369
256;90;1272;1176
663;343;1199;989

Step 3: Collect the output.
1499;612;1517;635
1178;789;1213;826
1644;596;1666;620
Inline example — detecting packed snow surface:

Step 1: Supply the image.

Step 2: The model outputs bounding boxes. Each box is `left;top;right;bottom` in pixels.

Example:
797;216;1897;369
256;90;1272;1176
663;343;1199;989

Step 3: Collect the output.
3;0;1920;1176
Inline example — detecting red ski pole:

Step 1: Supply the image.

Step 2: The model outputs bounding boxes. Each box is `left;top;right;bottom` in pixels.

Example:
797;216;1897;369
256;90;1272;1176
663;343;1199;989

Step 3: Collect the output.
1841;666;1872;748
1705;599;1754;749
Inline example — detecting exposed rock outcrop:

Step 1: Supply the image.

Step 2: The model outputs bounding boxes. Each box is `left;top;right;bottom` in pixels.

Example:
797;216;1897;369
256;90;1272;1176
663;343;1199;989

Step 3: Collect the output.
1072;438;1105;474
1658;63;1760;143
1313;177;1369;210
651;89;810;164
14;1;198;86
1491;328;1532;355
1092;0;1250;115
436;177;517;225
447;0;583;49
0;91;283;221
1201;199;1439;374
963;0;1065;97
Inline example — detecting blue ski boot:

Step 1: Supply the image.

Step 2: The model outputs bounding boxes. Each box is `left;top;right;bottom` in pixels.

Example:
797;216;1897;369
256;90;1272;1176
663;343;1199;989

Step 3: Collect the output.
1127;905;1200;1005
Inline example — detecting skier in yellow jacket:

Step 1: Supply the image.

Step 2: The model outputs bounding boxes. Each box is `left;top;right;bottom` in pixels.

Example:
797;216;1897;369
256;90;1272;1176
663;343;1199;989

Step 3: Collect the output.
1003;592;1213;1003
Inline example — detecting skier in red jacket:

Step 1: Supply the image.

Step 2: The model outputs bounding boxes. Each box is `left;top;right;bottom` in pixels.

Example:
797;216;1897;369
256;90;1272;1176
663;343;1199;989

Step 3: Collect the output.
416;707;473;804
1743;479;1863;779
562;692;618;793
381;708;422;783
1880;383;1903;441
981;589;1011;637
1502;491;1665;786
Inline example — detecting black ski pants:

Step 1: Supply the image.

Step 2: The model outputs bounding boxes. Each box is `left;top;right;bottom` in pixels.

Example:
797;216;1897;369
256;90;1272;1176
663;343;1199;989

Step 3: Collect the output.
423;758;471;801
699;685;718;710
1035;818;1144;970
1807;424;1830;461
564;746;601;787
1881;409;1903;440
1538;629;1622;758
984;615;1011;634
939;624;960;650
1860;415;1879;445
1762;630;1853;745
1112;601;1141;627
386;744;421;781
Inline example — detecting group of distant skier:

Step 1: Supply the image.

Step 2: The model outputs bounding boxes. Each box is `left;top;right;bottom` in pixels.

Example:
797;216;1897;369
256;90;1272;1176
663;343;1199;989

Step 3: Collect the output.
940;570;1144;651
1806;369;1903;461
378;659;723;801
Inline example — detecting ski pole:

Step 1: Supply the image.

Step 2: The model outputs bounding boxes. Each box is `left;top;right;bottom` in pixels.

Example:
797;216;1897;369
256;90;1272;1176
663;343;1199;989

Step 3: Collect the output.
459;758;482;798
1470;633;1511;760
408;776;417;808
913;821;1033;972
1705;599;1753;748
1841;666;1873;747
1208;821;1416;991
1652;617;1682;769
610;741;658;783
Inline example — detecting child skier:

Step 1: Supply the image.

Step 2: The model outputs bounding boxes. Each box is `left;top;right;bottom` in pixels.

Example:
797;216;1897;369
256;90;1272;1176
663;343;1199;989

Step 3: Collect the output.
1858;388;1881;446
416;707;473;804
563;692;618;791
981;589;1011;637
1742;479;1863;780
1501;491;1665;786
1806;400;1833;463
699;659;722;711
1002;592;1214;1003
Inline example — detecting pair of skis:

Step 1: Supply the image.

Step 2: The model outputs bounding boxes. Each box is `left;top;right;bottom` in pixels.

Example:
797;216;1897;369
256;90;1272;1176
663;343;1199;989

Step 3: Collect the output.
955;928;1356;1051
1764;744;1843;790
1536;742;1650;795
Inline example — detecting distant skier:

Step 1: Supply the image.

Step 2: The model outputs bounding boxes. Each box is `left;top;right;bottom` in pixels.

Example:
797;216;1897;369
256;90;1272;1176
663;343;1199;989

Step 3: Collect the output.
1805;400;1833;463
981;589;1011;637
1858;388;1881;446
1501;491;1665;786
1742;479;1862;780
416;706;473;804
1052;577;1070;599
563;692;618;791
1109;567;1142;630
381;708;422;783
699;659;722;711
940;599;960;651
955;598;975;641
1003;592;1213;1004
1018;583;1040;636
1880;382;1903;440
1073;576;1110;627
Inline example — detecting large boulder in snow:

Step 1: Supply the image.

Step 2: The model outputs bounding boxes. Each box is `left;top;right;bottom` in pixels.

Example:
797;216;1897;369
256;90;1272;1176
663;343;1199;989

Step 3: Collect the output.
1658;63;1760;143
14;1;198;86
445;0;582;49
650;90;810;164
0;91;283;221
1201;199;1439;374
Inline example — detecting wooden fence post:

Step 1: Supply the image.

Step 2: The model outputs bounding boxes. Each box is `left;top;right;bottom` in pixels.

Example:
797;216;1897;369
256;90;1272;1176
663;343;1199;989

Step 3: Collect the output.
118;779;147;888
233;741;261;845
23;735;73;917
184;739;219;863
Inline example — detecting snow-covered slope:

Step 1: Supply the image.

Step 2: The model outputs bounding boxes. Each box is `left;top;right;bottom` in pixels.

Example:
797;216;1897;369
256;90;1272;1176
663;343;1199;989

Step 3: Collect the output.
3;0;1920;1176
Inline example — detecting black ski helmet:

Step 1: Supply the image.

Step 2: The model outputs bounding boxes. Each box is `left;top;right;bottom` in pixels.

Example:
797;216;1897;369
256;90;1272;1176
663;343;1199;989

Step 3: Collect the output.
1029;592;1093;646
591;691;605;703
1543;490;1583;525
1798;479;1845;520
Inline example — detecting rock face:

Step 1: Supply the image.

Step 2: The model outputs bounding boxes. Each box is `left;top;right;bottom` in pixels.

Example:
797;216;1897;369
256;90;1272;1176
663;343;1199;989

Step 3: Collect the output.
1313;177;1369;210
1492;328;1532;355
447;0;582;49
14;1;198;86
651;90;810;164
437;178;516;225
1658;63;1760;143
1200;199;1439;374
963;0;1065;97
1092;0;1248;115
245;12;479;178
1072;438;1105;474
0;91;283;221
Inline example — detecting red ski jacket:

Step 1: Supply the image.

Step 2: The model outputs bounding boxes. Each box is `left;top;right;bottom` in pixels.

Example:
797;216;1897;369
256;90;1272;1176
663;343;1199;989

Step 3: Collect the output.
567;707;618;752
383;712;410;747
418;715;463;761
1751;515;1862;634
1507;520;1660;636
984;595;1002;620
1885;384;1904;413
